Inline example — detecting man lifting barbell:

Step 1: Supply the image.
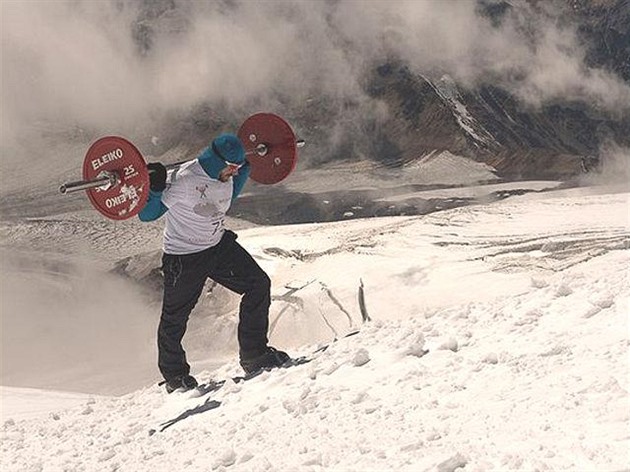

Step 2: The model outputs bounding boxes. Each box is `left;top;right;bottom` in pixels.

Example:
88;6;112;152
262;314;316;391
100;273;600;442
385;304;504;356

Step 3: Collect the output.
140;133;289;393
59;113;302;393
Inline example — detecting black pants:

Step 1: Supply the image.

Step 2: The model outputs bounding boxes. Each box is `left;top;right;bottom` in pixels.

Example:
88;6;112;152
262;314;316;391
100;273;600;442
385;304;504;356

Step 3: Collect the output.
158;230;270;381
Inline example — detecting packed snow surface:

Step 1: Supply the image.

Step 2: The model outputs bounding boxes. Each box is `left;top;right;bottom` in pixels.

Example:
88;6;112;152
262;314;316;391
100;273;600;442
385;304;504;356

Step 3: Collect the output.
1;185;629;472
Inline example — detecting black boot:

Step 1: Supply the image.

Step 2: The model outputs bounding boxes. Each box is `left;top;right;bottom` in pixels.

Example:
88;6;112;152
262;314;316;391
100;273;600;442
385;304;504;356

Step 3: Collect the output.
240;347;290;374
162;374;199;394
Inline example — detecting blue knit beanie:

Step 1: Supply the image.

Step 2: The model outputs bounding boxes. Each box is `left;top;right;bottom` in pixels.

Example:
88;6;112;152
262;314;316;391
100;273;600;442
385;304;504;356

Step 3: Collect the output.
212;134;245;164
198;134;246;179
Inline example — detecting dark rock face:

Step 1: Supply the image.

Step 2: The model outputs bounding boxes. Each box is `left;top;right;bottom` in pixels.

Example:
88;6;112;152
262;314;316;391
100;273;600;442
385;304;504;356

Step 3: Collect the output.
335;0;630;179
574;0;630;81
136;0;628;181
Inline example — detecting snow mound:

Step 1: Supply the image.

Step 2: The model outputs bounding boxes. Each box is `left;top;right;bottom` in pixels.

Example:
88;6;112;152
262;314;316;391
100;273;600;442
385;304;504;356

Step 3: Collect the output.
401;150;497;185
282;151;498;195
2;187;628;471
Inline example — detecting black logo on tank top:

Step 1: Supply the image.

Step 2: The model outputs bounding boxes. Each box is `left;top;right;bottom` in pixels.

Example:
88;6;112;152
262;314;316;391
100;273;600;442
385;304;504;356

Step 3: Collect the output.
196;184;208;199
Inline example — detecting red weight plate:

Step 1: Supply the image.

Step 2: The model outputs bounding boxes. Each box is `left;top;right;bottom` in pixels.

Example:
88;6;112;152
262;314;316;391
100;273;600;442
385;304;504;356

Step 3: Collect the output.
82;136;149;220
237;113;298;184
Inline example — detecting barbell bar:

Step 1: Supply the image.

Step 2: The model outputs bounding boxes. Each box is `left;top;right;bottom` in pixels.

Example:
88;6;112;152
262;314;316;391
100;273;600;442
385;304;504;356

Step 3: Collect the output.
58;113;304;220
59;138;305;195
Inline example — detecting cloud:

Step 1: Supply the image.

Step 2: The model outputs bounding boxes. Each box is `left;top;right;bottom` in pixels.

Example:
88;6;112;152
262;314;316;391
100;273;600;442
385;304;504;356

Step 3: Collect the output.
1;0;628;151
2;2;148;137
0;249;158;394
332;0;630;110
580;140;630;188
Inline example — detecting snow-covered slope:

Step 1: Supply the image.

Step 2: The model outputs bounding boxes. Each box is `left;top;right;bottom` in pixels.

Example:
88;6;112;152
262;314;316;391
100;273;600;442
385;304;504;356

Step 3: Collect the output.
1;185;628;471
281;151;499;195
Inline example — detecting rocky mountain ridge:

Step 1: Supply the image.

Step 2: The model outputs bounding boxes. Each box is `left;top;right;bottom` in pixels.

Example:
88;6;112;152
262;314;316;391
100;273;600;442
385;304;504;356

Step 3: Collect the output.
140;0;629;180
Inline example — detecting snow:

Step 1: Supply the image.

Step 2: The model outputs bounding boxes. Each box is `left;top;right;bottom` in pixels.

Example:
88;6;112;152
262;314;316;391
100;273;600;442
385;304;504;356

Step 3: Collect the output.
0;387;98;421
431;75;497;148
1;185;629;471
397;150;498;186
279;151;499;195
379;180;559;202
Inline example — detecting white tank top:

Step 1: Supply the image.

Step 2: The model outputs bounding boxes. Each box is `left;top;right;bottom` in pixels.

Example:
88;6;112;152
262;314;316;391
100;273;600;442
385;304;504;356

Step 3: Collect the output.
161;160;233;255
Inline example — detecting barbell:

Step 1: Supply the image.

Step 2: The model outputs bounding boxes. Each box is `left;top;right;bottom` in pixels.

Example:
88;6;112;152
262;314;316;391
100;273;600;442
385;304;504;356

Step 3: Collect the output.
59;113;304;221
